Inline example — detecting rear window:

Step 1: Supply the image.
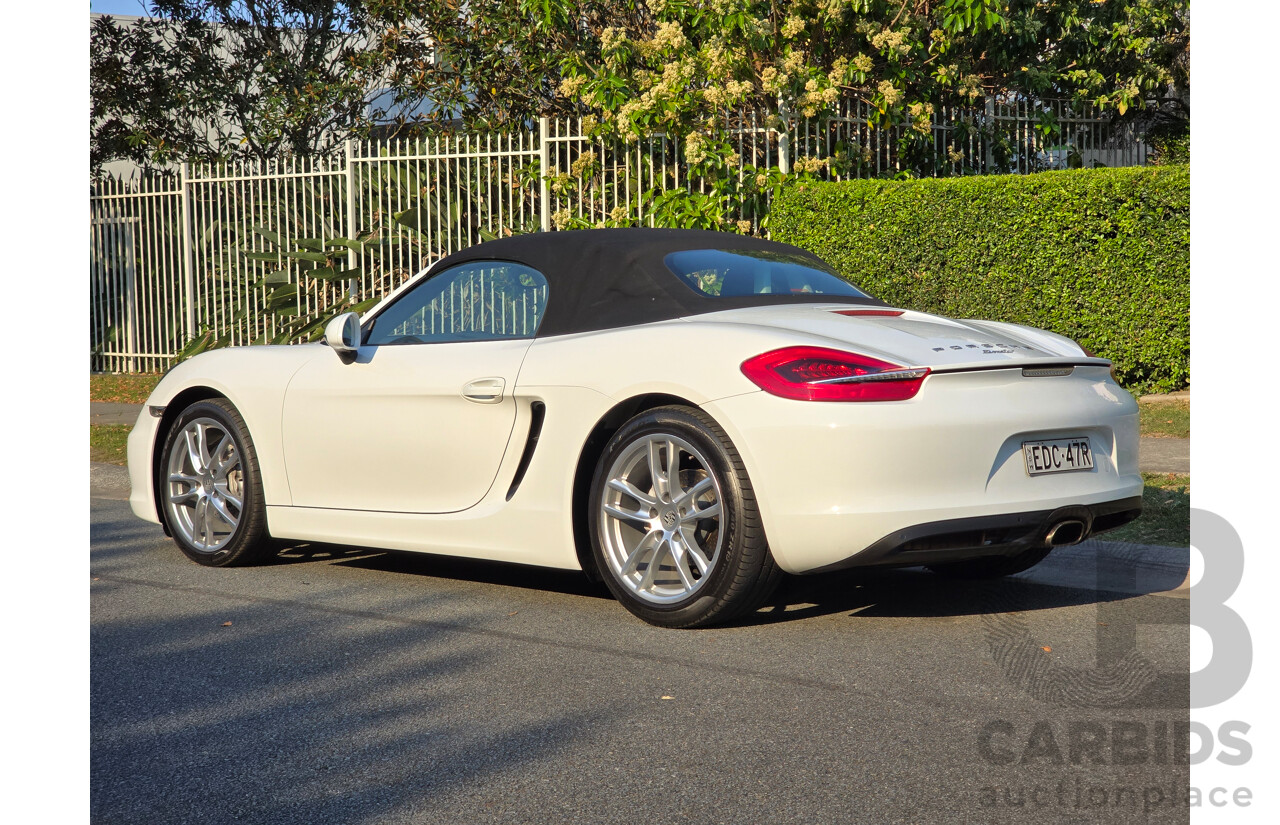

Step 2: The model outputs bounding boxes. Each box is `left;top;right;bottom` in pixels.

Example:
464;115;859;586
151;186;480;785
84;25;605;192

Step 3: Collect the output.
664;248;869;298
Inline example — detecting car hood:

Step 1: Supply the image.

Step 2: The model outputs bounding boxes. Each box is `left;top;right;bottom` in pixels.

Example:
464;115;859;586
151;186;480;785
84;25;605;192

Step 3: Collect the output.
685;304;1108;371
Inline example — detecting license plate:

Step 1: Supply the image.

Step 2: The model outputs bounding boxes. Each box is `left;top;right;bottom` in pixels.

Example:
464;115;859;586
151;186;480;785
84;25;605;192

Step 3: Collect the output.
1022;438;1094;476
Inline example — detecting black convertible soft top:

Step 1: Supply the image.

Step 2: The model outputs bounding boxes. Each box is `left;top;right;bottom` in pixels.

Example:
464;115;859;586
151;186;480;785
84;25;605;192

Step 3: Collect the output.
422;228;884;337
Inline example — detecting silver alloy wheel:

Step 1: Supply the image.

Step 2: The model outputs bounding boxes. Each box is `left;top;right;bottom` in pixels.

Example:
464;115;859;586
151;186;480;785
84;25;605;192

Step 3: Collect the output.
598;433;724;605
164;417;245;554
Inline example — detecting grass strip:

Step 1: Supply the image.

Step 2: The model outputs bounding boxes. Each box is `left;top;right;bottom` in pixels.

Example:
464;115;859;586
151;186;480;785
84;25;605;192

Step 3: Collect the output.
90;373;163;404
90;425;131;465
1103;472;1189;547
1138;401;1190;439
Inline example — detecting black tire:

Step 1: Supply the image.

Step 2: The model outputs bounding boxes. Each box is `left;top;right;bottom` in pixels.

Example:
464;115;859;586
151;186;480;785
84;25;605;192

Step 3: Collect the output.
588;405;782;628
926;546;1051;579
158;398;271;567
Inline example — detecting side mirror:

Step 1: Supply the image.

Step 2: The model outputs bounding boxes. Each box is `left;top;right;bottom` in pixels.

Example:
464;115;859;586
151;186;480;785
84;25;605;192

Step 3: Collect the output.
324;312;361;363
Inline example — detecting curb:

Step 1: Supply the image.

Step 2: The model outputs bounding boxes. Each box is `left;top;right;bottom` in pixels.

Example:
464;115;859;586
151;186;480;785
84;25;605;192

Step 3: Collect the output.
1137;390;1190;405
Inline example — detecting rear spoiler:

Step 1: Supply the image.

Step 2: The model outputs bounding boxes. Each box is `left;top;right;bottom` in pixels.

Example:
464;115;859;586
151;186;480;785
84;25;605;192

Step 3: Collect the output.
925;357;1113;375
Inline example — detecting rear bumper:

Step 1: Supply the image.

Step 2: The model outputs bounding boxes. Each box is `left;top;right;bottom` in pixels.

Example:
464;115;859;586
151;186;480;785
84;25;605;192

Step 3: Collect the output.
703;365;1142;574
804;495;1142;573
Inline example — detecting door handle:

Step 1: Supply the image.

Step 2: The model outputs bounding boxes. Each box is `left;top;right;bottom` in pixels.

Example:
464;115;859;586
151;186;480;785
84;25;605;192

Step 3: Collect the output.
462;377;506;404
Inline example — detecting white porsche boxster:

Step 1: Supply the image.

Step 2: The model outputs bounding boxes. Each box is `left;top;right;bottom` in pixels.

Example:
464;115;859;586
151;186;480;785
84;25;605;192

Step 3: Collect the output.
127;228;1141;627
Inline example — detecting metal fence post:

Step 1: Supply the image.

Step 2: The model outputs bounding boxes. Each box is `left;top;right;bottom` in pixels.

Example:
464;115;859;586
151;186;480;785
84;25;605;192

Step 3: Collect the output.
179;161;196;340
538;116;551;232
984;96;996;172
777;99;791;175
345;139;357;302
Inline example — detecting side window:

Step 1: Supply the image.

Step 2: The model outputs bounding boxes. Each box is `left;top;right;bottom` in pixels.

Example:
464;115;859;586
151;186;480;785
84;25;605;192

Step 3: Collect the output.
364;261;549;346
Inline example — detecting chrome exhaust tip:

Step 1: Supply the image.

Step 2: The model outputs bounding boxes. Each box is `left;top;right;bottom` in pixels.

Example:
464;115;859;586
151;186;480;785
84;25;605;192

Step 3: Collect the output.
1045;519;1088;547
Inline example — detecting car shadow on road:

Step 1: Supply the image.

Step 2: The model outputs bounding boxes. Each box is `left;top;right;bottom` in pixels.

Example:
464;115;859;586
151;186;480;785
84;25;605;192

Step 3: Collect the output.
742;540;1188;626
746;568;1125;626
266;538;1187;628
273;542;614;601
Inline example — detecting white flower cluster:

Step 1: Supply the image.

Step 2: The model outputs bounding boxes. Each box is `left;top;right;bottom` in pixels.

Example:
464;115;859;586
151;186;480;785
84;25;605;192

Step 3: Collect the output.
704;78;754;106
908;101;935;134
570;150;598;178
650;21;688;52
600;26;627;53
558;75;587;99
798;78;838;117
684;132;708;165
871;28;912;58
877;79;901;106
760;66;787;94
827;57;849;87
782;49;806;74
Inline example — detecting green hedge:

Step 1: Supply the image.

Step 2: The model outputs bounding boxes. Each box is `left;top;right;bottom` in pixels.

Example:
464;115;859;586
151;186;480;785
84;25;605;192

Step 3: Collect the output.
770;166;1189;392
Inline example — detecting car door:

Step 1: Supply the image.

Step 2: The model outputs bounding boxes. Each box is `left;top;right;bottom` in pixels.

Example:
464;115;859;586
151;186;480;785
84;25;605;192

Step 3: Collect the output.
281;260;549;514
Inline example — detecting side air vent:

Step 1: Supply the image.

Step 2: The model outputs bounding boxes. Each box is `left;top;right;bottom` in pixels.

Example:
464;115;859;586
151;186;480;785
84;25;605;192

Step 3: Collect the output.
506;401;546;501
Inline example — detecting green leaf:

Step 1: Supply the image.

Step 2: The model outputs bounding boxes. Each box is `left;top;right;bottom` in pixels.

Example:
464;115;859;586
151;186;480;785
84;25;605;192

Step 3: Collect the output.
295;238;325;253
242;251;282;262
393;207;430;235
286;250;330;263
251;225;282;247
292;314;332;340
268;283;298;301
325;237;365;253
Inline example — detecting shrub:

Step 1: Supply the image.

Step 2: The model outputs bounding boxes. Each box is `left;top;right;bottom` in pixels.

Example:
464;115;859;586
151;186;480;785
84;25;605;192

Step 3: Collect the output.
770;166;1189;392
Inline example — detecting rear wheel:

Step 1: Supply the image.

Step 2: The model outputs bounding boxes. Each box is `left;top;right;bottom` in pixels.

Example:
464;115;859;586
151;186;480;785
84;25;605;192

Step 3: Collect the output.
159;398;270;567
588;406;781;628
926;546;1051;579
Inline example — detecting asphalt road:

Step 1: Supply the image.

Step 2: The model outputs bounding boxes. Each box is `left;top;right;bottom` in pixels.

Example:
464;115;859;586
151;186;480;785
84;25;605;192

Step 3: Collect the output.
92;497;1190;825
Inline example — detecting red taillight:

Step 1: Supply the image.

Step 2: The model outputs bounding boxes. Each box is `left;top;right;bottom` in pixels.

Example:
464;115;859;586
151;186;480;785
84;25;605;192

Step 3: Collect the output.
740;346;930;402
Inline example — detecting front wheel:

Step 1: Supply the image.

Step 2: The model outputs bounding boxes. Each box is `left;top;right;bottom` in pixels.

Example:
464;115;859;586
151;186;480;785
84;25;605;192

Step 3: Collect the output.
159;398;270;567
588;406;781;628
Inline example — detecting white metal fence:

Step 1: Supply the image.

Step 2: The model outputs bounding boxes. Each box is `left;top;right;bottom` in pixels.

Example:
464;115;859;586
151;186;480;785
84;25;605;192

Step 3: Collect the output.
90;101;1148;372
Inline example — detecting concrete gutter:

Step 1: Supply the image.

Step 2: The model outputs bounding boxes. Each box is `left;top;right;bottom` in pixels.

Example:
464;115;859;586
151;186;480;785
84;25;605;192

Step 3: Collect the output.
91;461;131;501
1137;437;1190;474
91;402;144;426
